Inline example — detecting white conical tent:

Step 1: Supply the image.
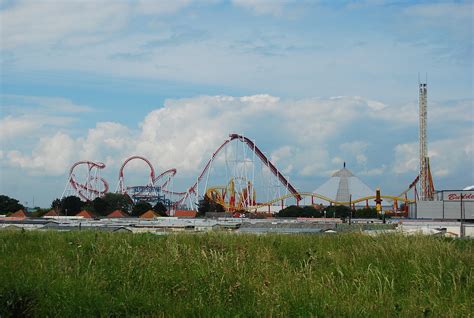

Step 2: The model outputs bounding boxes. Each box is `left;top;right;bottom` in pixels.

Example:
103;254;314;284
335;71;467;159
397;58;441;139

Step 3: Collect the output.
314;165;374;204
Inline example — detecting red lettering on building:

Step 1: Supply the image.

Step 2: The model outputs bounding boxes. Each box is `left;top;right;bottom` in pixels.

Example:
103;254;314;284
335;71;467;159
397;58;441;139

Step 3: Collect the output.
447;193;474;200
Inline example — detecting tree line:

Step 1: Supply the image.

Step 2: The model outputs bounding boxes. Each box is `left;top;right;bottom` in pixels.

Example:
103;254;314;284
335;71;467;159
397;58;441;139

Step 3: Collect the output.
54;194;168;217
2;193;381;219
196;195;380;219
0;193;167;217
0;195;25;214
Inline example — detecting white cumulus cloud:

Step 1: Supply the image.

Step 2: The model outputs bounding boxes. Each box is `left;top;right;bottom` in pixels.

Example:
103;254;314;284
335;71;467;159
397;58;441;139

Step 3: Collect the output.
232;0;289;16
392;136;474;180
2;94;473;193
7;132;77;175
0;0;130;49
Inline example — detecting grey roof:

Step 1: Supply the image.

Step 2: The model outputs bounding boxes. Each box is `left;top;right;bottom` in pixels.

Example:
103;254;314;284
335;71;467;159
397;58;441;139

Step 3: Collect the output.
240;222;323;229
238;227;322;234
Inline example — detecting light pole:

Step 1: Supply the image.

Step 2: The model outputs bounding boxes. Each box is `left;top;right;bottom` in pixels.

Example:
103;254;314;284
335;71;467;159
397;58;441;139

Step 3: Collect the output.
460;193;464;238
349;194;352;225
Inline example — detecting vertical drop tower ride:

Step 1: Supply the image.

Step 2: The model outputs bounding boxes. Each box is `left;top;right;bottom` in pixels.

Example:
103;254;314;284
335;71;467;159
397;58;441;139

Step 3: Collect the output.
419;81;435;201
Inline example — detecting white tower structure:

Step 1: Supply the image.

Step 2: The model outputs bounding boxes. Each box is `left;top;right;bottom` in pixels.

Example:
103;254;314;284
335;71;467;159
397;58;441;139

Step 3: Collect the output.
419;81;434;200
313;163;374;204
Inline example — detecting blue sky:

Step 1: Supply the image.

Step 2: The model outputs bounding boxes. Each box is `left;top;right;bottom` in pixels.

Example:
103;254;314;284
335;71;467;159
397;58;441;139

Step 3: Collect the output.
0;0;473;207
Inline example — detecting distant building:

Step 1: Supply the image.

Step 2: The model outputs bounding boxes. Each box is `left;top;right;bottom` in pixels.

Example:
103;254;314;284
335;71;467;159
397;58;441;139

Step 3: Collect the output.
7;210;27;218
139;210;158;219
76;210;95;219
174;210;197;218
107;210;128;218
313;163;373;204
409;190;474;220
43;210;60;217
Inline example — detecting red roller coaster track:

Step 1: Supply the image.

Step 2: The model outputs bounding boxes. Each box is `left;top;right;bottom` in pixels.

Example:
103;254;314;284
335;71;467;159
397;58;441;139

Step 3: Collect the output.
175;133;301;207
67;161;109;201
153;168;177;190
229;134;301;201
117;155;156;194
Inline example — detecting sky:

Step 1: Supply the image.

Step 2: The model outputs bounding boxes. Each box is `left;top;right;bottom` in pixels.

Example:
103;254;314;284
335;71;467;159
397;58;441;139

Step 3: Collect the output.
0;0;473;208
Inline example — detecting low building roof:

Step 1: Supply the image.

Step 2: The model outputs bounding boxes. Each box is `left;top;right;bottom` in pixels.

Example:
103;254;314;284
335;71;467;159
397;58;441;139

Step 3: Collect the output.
107;210;128;218
140;210;158;219
175;210;197;218
43;209;60;217
76;210;95;219
8;210;27;218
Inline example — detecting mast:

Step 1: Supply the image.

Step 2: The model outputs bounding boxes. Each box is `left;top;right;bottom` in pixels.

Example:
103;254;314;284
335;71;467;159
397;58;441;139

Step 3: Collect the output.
419;80;434;200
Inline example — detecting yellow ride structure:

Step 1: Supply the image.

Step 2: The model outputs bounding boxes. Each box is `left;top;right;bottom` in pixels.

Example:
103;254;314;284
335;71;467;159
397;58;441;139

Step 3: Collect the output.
206;179;414;214
206;178;257;212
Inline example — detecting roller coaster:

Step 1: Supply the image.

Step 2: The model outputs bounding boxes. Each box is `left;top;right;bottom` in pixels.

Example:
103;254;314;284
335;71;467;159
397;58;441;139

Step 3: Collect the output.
62;133;417;214
61;161;109;201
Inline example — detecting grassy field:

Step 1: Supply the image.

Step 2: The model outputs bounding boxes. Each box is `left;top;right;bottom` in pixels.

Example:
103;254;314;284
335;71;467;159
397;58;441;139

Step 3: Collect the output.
0;231;472;317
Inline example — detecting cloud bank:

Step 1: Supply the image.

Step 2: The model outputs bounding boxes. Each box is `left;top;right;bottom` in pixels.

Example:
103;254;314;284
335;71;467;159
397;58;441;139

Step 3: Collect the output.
2;94;471;187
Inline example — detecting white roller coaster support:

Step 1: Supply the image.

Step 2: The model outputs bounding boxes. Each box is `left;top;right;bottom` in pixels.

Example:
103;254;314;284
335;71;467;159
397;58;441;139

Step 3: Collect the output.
204;156;214;199
196;176;199;207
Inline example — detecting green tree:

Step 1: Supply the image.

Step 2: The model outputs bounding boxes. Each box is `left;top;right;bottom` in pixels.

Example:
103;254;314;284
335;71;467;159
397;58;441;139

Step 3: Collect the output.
277;205;323;218
51;198;61;211
82;202;94;213
132;201;153;217
354;207;377;218
325;205;351;219
102;193;133;214
197;195;225;216
197;196;210;216
92;197;109;216
60;196;84;215
0;195;25;213
153;201;168;216
30;208;50;218
278;205;302;217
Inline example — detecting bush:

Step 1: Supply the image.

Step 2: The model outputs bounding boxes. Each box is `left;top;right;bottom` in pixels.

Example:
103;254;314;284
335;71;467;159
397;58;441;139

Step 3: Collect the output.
354;207;378;218
198;195;225;216
0;195;25;213
277;205;323;218
131;201;152;217
60;196;83;215
153;202;168;216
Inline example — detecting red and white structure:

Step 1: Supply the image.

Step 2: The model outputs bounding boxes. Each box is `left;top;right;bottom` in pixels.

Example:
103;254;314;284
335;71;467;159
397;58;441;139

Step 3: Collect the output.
419;80;435;201
116;155;168;204
62;161;109;201
116;155;156;195
173;133;301;210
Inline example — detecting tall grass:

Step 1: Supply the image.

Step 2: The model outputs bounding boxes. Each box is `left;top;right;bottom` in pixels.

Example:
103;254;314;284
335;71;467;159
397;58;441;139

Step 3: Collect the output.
0;231;472;317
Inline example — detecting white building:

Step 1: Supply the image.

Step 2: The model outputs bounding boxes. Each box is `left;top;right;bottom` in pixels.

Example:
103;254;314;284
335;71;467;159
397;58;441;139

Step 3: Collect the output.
409;190;474;220
313;164;374;204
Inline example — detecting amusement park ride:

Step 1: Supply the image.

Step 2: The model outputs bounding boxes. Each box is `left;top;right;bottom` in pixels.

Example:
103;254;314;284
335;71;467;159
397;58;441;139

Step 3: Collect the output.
62;82;435;215
62;133;419;215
